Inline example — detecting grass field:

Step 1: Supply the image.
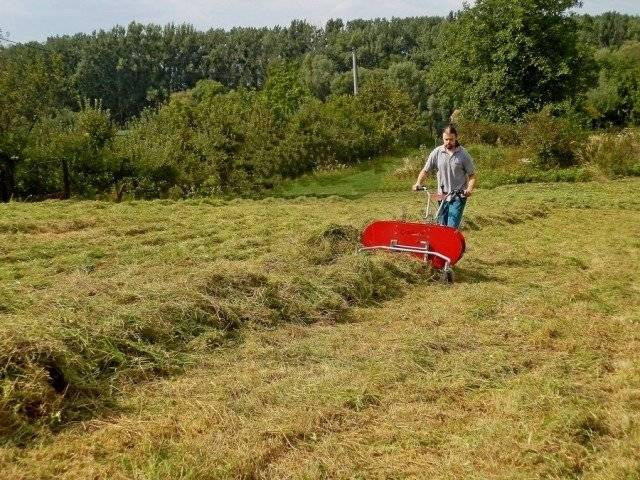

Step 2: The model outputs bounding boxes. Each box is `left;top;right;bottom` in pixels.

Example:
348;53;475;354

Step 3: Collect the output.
1;158;639;478
270;145;595;199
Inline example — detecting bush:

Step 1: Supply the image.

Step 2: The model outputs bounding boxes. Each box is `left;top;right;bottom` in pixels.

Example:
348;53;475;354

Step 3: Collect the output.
12;65;426;201
521;109;588;168
17;104;116;199
456;117;520;146
392;149;428;179
580;129;640;177
356;81;423;151
465;144;511;170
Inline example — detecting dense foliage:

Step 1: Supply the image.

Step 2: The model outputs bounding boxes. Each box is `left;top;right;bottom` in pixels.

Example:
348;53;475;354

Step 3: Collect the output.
1;9;640;201
429;0;596;123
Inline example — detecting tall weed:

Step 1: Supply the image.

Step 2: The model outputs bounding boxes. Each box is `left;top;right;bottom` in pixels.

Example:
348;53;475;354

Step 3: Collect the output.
580;129;640;177
520;110;588;169
456;118;520;146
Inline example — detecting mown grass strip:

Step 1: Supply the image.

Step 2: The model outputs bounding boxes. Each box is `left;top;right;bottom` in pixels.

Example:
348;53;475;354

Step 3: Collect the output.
0;222;433;445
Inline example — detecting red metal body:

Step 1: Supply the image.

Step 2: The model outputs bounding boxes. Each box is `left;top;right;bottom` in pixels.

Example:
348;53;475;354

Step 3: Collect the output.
360;220;466;269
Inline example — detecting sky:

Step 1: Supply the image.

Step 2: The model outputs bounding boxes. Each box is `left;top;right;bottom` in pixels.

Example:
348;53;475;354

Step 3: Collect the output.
1;0;640;43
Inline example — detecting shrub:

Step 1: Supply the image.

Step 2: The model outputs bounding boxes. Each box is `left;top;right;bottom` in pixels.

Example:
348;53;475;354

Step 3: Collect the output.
580;129;640;177
17;104;116;199
356;81;423;151
456;117;520;146
521;109;588;168
465;145;511;170
392;147;429;179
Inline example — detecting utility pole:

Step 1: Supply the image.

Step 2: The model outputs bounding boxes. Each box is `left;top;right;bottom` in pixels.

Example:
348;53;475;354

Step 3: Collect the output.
352;49;359;95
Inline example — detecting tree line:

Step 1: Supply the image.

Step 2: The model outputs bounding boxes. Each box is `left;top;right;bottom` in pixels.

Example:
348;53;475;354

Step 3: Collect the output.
2;2;640;201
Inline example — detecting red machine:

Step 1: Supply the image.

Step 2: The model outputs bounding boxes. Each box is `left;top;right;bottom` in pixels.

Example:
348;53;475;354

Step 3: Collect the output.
359;188;466;282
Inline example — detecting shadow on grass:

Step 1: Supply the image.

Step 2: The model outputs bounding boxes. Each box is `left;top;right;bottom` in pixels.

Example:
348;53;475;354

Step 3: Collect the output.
472;257;543;268
454;266;504;284
268;192;367;200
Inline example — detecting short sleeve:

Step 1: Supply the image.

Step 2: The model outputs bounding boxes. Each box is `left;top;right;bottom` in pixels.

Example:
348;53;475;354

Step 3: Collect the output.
424;148;438;173
460;149;476;176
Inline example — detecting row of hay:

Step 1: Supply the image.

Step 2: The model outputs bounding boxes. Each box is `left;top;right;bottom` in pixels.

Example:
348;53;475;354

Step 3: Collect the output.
0;224;433;444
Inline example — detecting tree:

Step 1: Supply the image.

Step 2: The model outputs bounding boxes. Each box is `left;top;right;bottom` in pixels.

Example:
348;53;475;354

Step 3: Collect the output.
261;61;311;122
584;42;640;126
330;67;386;96
202;27;276;90
301;53;336;100
356;81;422;150
386;61;428;110
598;12;632;47
73;23;206;123
428;0;597;122
20;102;115;199
0;43;66;201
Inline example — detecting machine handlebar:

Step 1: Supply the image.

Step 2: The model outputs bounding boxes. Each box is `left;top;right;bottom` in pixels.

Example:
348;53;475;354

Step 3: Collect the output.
414;186;467;199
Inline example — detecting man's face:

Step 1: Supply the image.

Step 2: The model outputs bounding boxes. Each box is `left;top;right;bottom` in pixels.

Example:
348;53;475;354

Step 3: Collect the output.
443;133;457;150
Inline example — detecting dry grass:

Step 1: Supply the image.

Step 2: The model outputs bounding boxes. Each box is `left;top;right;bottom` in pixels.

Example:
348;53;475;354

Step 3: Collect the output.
0;179;639;478
0;194;436;442
580;129;640;178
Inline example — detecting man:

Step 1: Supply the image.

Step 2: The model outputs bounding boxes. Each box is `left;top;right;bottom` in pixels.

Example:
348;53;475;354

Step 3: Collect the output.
412;125;476;229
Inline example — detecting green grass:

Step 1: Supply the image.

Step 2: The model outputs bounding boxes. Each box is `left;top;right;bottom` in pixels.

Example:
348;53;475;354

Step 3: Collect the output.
0;152;639;477
269;149;414;198
269;144;602;200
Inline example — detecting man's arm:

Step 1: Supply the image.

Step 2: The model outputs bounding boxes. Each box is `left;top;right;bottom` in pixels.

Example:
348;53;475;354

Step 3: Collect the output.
465;174;477;196
461;148;477;196
414;149;437;190
412;168;429;191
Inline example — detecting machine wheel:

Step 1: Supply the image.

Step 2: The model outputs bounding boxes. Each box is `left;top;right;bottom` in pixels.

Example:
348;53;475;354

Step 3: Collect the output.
441;268;454;284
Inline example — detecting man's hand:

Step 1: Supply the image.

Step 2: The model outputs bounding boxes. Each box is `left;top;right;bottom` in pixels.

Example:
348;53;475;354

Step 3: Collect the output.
412;183;422;191
465;174;476;197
